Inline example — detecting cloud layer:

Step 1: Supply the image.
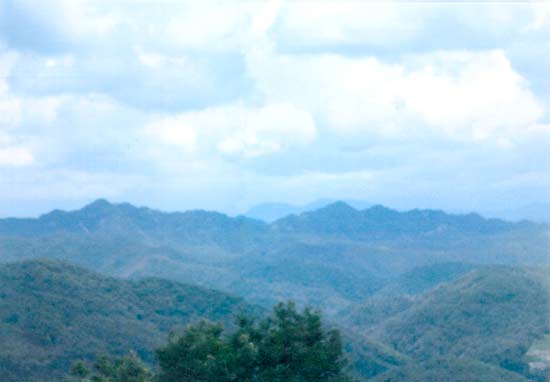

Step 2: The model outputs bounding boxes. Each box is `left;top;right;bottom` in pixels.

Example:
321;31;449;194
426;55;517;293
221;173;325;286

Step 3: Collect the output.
0;0;548;216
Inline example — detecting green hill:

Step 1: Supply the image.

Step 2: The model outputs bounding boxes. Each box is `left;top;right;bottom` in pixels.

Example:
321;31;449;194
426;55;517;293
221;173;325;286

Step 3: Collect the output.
0;259;255;382
343;333;411;380
379;262;478;295
367;266;550;378
370;357;530;382
0;200;547;316
0;201;548;381
341;262;478;328
0;259;410;382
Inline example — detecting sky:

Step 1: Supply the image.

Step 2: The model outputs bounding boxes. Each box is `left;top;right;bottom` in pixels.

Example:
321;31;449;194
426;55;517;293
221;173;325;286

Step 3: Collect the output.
0;0;549;217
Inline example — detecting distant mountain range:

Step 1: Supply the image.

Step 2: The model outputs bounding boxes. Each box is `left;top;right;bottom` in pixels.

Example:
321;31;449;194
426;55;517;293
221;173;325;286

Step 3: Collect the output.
0;200;548;382
245;199;550;224
244;199;373;222
0;199;547;315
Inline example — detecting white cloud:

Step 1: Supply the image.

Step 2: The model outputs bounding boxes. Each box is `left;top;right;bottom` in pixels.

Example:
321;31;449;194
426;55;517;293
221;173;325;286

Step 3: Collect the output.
399;50;542;142
274;2;539;50
526;3;550;31
1;0;258;53
275;1;423;47
0;51;20;128
0;97;21;128
0;147;33;166
145;103;317;159
247;46;543;146
0;0;117;52
147;116;197;154
0;1;549;213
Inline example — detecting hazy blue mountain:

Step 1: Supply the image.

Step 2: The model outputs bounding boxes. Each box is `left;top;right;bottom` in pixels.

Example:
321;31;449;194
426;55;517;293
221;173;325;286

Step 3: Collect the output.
0;199;547;315
244;198;372;222
0;198;268;248
272;202;520;237
244;202;304;222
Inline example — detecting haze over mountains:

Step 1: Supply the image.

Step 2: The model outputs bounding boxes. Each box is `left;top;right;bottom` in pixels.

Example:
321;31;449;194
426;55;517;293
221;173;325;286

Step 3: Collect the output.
2;0;549;380
485;203;550;224
244;199;373;222
0;199;548;381
0;199;547;313
244;200;550;224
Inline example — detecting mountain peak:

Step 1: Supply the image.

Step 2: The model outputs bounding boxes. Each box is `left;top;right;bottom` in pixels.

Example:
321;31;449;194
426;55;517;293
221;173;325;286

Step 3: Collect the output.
83;198;113;210
317;201;357;213
366;204;394;213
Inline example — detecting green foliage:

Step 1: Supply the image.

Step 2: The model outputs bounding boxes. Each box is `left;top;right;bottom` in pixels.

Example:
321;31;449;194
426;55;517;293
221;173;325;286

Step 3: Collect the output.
342;334;410;380
68;354;153;382
383;262;477;295
156;301;351;382
0;259;256;382
0;200;548;382
340;263;479;329
364;266;549;378
371;357;531;382
0;199;547;316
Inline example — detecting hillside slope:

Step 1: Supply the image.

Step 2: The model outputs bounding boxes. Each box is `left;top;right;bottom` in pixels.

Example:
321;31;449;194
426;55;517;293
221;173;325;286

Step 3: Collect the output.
0;259;255;382
360;266;550;379
0;259;409;382
370;357;530;382
0;200;547;315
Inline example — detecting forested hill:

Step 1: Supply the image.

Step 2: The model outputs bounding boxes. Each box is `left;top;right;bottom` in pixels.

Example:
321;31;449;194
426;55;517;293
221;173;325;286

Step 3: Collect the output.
1;260;547;382
0;199;268;248
272;201;521;236
345;265;550;381
0;199;547;314
0;259;256;382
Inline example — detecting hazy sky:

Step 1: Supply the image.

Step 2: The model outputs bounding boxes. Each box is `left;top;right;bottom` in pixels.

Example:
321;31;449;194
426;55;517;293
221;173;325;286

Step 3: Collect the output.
0;1;549;216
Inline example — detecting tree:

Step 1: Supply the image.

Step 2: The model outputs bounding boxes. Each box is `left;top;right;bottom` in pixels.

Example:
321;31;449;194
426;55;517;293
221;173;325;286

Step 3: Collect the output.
155;301;351;382
155;321;231;382
68;353;153;382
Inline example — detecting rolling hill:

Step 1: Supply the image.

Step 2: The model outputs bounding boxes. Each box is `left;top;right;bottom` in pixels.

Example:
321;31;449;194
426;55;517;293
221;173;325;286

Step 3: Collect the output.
345;266;550;381
0;259;408;382
4;259;542;382
0;199;547;316
370;357;531;382
0;200;547;381
0;259;255;382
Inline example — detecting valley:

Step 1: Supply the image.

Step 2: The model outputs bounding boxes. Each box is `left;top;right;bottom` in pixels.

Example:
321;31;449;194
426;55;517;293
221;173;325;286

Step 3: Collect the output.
0;200;548;381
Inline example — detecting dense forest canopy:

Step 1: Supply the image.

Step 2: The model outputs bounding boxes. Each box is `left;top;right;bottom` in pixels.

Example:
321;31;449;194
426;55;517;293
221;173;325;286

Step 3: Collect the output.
0;200;547;382
68;302;351;382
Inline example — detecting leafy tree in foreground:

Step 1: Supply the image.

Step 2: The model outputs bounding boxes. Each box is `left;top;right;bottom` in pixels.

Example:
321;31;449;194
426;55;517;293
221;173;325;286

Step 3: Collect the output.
68;353;153;382
156;301;351;382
